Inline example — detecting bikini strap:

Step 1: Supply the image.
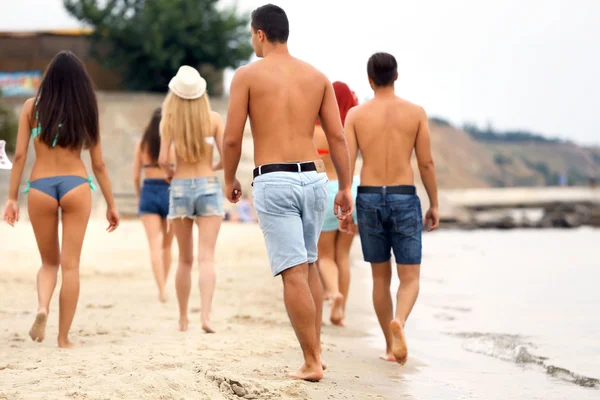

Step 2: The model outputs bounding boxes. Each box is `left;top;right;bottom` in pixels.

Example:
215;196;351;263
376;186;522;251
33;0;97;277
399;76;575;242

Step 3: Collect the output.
88;175;97;191
32;99;60;147
24;180;31;194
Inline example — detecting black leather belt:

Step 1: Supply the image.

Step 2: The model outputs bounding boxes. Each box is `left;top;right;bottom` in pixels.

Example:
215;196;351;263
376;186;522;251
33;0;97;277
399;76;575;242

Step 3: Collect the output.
357;185;416;195
253;162;317;179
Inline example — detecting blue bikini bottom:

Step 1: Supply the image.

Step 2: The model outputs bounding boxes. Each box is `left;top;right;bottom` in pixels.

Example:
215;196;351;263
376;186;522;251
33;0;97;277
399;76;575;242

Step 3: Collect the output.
24;175;96;202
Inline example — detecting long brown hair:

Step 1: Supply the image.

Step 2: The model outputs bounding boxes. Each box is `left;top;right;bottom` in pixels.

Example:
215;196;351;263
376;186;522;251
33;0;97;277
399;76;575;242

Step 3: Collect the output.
140;108;161;163
32;51;99;149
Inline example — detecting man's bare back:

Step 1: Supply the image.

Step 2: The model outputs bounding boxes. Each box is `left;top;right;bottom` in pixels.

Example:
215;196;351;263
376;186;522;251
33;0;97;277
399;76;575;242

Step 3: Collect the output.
239;55;326;166
346;95;429;187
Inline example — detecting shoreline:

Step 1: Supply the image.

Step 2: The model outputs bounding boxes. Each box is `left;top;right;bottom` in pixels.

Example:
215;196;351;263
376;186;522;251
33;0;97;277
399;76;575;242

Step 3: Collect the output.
0;220;415;400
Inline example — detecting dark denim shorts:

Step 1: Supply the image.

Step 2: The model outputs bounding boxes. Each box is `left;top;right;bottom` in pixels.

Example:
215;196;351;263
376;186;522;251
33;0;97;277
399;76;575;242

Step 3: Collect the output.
356;186;423;265
138;179;170;219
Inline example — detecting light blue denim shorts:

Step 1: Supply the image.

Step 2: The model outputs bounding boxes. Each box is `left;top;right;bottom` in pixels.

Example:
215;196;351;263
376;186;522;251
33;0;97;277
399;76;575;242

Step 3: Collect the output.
168;176;224;219
252;171;328;276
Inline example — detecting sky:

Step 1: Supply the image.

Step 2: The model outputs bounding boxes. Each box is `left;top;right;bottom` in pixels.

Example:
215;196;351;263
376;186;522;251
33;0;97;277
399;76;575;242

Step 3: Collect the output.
1;0;599;145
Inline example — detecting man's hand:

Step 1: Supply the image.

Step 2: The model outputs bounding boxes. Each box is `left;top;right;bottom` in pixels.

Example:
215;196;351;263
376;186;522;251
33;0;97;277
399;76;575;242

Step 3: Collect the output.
333;189;353;220
225;178;242;203
424;207;440;232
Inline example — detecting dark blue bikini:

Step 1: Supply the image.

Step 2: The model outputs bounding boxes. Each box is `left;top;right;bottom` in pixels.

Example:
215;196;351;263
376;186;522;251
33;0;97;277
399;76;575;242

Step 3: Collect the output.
24;102;96;202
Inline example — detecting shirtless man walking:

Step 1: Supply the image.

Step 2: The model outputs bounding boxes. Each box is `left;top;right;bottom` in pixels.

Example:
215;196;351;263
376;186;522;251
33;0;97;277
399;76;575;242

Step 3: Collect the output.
341;52;440;365
222;4;353;382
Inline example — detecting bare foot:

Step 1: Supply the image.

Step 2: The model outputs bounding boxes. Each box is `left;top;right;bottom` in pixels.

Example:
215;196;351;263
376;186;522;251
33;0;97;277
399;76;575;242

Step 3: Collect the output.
201;322;215;334
29;311;48;342
287;363;324;382
390;319;408;365
58;339;81;349
159;291;168;303
321;360;327;371
323;292;334;302
330;293;345;326
379;352;397;362
179;316;189;332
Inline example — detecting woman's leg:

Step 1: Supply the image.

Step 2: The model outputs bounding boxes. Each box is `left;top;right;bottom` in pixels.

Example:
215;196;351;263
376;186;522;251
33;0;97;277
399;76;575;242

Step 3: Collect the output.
195;215;222;333
317;230;345;325
317;231;338;299
172;218;194;331
57;184;92;348
27;190;61;343
141;214;167;302
161;218;174;284
334;230;356;325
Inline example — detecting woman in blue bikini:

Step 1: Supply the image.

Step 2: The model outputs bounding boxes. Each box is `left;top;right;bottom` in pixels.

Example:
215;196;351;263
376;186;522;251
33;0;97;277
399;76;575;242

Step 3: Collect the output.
2;51;120;348
132;108;175;302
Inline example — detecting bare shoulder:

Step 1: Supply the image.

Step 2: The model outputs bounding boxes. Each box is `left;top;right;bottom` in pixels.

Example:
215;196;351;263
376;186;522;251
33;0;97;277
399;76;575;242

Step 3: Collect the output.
397;97;427;117
347;100;373;120
231;64;252;83
210;110;222;123
292;57;328;82
23;97;35;114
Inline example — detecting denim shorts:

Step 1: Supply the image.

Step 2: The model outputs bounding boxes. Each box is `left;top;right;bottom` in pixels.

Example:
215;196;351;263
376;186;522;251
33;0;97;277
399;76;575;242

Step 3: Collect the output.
252;171;328;276
138;179;170;219
168;176;224;219
356;187;422;265
321;175;360;232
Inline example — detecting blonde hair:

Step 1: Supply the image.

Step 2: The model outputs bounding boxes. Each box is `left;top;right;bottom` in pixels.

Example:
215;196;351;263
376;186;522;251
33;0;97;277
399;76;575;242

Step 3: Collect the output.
160;91;212;163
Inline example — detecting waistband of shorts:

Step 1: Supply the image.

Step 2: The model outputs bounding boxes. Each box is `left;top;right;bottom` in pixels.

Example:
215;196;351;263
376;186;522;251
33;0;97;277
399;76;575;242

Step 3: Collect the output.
171;176;220;186
143;178;169;186
357;185;416;195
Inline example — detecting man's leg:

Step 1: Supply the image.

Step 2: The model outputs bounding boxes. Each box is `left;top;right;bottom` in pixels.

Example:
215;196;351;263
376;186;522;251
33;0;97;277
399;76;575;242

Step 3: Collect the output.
307;262;326;368
389;194;423;365
390;264;420;365
371;260;395;361
281;263;324;381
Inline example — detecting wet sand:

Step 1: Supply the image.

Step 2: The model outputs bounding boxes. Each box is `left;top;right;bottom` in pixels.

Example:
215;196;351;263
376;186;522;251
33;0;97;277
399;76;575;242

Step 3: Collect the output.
0;220;415;400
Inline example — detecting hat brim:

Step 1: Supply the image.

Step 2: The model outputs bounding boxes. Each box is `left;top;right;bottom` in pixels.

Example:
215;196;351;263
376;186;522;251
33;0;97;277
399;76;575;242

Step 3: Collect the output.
168;77;207;100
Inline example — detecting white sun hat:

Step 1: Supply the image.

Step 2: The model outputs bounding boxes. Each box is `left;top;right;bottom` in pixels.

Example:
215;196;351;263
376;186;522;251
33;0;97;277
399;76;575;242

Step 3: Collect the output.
168;65;207;100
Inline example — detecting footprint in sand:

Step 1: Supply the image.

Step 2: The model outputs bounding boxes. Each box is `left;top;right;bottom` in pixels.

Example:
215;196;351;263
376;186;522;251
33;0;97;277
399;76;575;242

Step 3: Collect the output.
10;334;25;343
204;369;266;399
86;303;114;310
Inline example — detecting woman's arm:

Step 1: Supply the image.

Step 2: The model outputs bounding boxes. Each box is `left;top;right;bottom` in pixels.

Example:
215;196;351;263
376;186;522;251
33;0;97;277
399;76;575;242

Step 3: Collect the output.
158;135;174;182
132;140;142;199
212;111;224;171
7;99;34;201
89;135;116;210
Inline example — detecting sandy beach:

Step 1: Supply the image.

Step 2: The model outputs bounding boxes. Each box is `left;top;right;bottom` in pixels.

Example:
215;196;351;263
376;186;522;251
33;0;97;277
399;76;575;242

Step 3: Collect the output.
0;219;415;400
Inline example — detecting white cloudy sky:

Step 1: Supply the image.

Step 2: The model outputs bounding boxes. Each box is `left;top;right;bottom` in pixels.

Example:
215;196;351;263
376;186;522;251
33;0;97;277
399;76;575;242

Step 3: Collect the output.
2;0;599;145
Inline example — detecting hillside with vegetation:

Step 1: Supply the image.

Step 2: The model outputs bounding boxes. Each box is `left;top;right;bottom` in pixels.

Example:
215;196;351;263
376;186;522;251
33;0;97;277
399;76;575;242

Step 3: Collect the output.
423;118;599;188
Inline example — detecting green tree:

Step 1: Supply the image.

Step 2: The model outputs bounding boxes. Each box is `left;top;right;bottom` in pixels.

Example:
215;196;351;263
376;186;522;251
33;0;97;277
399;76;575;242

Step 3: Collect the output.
64;0;254;94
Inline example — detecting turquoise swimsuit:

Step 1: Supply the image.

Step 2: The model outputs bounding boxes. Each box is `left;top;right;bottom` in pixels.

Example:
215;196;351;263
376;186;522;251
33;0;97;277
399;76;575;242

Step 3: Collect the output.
24;102;96;201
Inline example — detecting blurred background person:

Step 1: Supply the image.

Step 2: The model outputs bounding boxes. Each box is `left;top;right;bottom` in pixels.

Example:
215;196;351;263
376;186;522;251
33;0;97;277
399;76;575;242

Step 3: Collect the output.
132;107;175;303
314;81;360;326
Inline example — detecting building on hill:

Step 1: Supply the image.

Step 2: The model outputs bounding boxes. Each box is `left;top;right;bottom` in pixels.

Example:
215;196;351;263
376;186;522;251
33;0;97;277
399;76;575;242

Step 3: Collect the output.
0;29;225;97
0;29;121;94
